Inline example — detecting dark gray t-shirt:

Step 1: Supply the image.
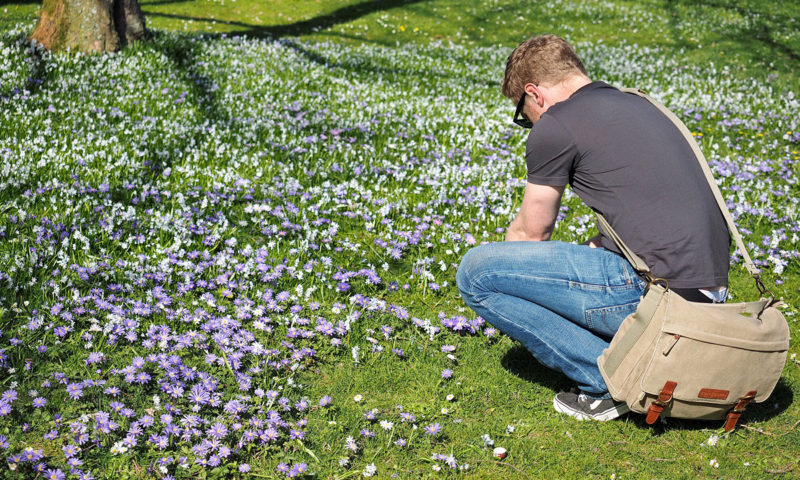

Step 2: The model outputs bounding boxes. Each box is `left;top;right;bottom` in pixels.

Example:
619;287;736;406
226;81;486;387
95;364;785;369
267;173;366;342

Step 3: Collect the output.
526;81;729;289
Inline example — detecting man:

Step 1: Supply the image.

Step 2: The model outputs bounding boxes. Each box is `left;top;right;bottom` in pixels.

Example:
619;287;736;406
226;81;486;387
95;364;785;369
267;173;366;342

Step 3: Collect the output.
456;35;730;421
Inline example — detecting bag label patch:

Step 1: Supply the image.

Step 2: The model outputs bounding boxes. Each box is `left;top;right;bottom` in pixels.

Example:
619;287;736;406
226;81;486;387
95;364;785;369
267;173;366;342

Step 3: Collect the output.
698;388;730;400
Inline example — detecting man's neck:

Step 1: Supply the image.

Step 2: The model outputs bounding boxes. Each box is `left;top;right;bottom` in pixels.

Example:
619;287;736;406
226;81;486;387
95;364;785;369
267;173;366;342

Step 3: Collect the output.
543;75;592;105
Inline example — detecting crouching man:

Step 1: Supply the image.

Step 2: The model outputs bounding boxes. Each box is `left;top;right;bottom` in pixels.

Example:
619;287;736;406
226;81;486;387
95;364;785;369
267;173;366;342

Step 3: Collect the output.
456;35;729;421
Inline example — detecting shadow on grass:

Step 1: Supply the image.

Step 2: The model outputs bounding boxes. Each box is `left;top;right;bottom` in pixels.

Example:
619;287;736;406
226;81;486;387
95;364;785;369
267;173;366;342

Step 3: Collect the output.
623;377;794;434
143;0;427;38
663;0;799;78
499;344;574;394
500;344;794;433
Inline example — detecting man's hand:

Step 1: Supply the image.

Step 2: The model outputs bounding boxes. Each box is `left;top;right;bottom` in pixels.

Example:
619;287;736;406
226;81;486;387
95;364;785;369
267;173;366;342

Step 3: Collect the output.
583;234;602;248
505;183;564;242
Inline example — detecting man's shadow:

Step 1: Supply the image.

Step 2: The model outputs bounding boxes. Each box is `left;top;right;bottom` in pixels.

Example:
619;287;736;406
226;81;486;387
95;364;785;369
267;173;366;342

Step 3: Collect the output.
500;344;574;394
501;344;794;432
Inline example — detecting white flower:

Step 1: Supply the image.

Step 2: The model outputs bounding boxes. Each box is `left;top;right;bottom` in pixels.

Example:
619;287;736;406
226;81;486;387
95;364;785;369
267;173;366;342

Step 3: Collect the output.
345;436;358;452
446;394;455;401
110;441;128;455
432;465;441;472
710;459;719;468
379;420;394;430
353;394;363;402
362;463;377;477
705;434;719;446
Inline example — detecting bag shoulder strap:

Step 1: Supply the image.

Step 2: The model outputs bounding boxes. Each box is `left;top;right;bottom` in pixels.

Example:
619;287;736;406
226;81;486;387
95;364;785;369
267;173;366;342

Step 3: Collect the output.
595;88;766;292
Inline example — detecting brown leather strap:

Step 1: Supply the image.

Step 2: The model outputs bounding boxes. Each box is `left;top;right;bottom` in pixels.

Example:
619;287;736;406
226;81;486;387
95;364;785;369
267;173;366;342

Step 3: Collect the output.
723;390;757;432
646;381;677;425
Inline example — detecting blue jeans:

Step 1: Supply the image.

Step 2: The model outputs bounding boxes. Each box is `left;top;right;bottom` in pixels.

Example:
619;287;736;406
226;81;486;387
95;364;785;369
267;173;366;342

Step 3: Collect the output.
456;241;647;397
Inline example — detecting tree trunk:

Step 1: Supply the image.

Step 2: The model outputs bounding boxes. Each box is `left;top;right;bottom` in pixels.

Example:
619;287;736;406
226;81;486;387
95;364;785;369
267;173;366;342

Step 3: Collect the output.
30;0;148;53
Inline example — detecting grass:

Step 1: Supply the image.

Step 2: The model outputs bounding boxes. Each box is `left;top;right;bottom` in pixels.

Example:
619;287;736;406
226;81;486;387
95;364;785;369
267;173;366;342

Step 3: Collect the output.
2;0;798;90
0;1;799;479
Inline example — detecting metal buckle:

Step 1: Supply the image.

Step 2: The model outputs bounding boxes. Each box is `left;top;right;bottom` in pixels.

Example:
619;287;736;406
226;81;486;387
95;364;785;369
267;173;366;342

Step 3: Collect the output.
754;275;771;295
644;277;669;295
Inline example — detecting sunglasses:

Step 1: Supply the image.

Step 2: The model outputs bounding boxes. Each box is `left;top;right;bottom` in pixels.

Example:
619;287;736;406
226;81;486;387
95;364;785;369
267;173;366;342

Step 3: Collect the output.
513;92;533;129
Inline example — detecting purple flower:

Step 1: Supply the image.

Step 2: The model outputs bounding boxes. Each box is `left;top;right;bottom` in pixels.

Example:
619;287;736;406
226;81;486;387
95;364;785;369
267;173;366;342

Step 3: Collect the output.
319;395;332;407
441;369;453;379
400;412;416;423
223;399;246;415
239;463;251;473
207;422;228;439
424;422;442;436
364;409;378;420
288;462;308;478
86;352;105;365
32;397;46;408
62;444;80;457
22;447;44;462
1;390;17;403
44;468;65;480
66;383;84;399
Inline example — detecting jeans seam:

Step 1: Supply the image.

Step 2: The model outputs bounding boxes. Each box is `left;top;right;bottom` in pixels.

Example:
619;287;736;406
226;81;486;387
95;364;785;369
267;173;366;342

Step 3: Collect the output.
471;271;642;293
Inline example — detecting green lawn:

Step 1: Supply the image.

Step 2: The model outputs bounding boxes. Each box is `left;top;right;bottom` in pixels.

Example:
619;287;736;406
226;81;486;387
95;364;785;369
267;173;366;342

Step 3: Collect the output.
3;0;798;89
1;1;799;479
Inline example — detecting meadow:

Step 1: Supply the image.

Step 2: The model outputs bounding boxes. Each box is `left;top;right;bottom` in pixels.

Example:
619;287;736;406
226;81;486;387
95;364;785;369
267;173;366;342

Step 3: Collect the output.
0;1;799;478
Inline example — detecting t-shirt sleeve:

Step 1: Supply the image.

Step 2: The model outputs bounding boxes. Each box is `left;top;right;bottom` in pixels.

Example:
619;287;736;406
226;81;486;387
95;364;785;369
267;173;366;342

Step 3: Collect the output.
525;115;576;186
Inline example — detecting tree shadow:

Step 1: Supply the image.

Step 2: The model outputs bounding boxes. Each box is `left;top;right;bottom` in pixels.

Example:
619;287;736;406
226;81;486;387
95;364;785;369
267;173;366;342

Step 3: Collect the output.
144;30;228;175
143;0;428;38
141;0;194;6
663;0;799;75
682;0;799;62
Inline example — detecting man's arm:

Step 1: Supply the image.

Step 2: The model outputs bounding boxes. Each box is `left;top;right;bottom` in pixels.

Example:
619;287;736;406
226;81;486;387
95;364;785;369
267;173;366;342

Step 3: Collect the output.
505;183;565;241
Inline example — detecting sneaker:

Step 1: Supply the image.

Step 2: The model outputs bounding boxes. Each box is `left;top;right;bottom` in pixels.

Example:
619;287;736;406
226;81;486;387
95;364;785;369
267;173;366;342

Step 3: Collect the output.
553;391;630;421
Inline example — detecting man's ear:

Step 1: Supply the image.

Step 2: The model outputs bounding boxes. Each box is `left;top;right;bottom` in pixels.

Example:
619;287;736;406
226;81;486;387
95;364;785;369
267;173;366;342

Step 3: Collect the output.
524;83;544;108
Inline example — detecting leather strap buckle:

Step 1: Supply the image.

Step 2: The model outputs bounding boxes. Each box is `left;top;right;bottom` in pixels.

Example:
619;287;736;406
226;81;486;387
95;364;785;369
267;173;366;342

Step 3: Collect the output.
646;381;677;425
724;390;757;432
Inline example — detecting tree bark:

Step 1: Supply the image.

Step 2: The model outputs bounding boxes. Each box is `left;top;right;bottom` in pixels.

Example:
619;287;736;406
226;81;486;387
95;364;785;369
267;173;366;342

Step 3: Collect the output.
30;0;148;53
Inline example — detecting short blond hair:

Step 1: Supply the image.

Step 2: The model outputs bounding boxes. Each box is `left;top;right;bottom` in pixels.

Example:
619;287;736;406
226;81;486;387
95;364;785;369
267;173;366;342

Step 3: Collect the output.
501;35;588;102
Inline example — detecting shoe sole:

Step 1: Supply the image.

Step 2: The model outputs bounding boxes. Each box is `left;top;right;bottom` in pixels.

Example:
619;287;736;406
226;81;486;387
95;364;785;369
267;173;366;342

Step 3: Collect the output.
553;396;630;421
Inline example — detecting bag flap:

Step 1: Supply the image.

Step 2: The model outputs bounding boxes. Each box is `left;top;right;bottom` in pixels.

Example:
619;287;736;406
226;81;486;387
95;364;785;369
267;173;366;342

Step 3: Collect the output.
660;294;790;351
640;344;787;404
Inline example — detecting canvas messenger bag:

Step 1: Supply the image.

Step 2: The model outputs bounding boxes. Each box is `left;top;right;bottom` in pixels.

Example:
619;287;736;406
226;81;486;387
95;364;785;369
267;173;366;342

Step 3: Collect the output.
596;88;790;432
